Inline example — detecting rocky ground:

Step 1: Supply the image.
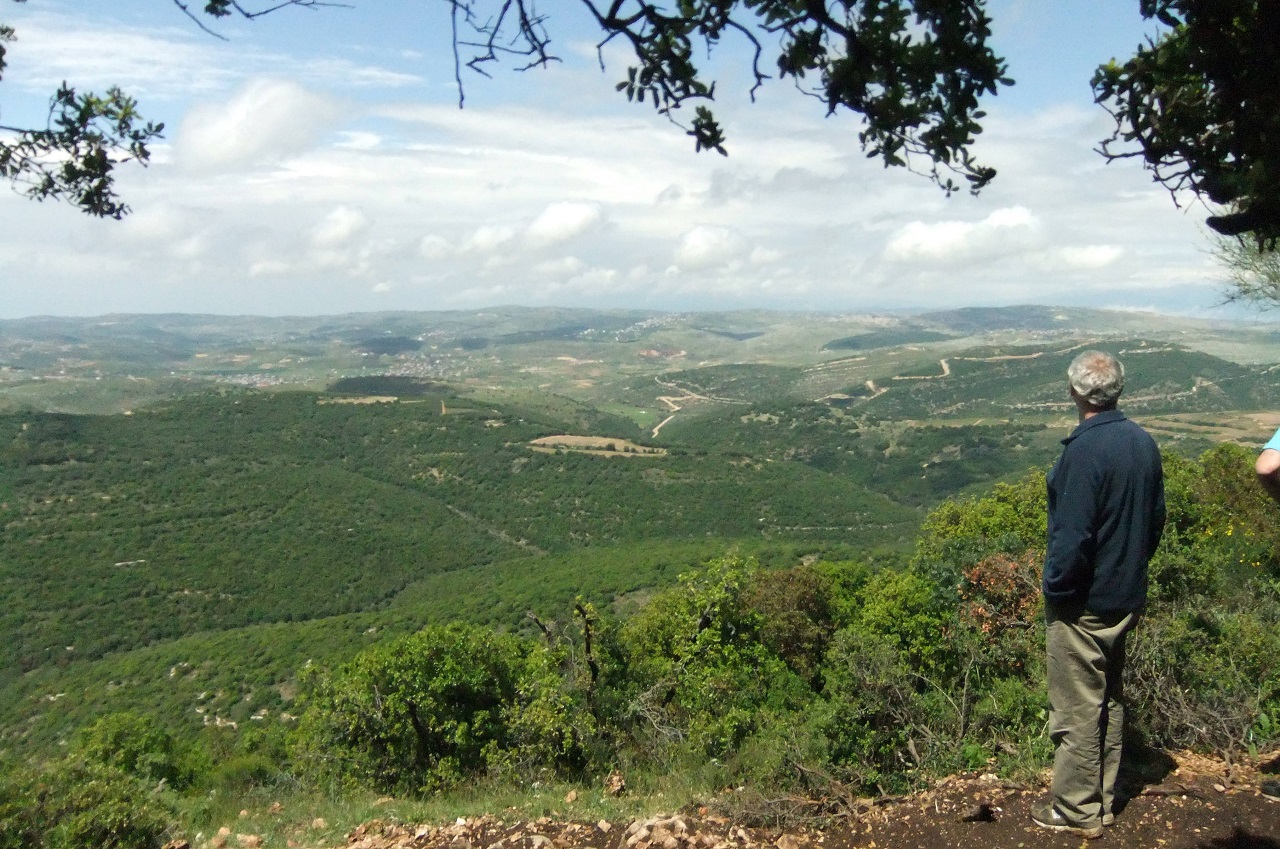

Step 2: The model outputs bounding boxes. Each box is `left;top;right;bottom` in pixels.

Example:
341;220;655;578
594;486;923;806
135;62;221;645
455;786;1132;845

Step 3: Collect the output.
189;751;1280;849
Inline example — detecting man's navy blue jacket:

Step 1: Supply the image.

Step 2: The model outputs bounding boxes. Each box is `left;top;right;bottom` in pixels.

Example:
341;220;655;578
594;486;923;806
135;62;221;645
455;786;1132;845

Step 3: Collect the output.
1043;409;1166;614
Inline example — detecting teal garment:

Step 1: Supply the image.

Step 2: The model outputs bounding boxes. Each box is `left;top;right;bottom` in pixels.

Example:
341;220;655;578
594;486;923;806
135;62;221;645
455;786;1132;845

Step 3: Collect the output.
1265;427;1280;452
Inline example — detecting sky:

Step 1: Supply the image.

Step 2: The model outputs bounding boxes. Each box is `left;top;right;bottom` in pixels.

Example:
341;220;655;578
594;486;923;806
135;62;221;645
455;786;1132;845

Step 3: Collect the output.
0;0;1256;320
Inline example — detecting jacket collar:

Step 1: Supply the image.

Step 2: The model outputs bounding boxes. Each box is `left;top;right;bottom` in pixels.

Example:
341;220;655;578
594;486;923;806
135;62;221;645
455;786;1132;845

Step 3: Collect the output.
1062;408;1126;445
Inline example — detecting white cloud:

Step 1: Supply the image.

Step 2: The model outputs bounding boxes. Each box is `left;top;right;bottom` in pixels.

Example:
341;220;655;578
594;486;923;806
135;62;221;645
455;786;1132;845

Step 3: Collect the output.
464;225;518;253
4;9;426;105
6;13;235;100
420;235;454;260
1058;244;1125;269
302;58;423;89
249;260;292;277
675;225;744;269
336;132;383;150
750;246;783;265
534;257;588;276
564;266;620;291
0;3;1230;318
524;202;604;246
883;206;1042;265
176;79;344;170
312;206;369;247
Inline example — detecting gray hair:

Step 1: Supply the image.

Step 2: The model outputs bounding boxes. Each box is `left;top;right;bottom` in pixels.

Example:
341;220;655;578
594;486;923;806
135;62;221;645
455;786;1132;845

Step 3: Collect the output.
1068;350;1124;407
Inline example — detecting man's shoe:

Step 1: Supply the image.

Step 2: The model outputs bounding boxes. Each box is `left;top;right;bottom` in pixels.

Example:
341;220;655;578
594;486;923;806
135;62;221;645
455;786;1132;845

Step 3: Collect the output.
1030;800;1104;838
1261;780;1280;802
1102;811;1115;827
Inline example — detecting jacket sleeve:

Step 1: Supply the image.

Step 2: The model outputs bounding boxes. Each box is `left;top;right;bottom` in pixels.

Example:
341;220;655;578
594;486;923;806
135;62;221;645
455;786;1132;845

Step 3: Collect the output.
1043;445;1100;605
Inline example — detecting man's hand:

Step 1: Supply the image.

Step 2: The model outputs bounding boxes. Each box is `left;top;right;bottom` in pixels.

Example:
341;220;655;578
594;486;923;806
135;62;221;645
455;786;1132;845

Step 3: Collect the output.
1256;448;1280;504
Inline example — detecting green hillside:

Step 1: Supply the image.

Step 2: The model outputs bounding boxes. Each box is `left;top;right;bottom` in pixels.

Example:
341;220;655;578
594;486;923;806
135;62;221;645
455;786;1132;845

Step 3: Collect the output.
0;388;919;748
3;309;1280;848
660;401;1065;506
5;320;1279;749
852;340;1280;419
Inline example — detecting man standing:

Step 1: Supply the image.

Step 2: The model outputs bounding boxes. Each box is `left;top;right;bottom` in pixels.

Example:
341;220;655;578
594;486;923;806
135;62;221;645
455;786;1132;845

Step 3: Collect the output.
1032;351;1166;837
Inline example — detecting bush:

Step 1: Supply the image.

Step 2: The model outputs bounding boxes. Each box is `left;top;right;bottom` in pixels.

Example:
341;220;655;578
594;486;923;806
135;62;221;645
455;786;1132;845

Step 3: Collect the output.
292;622;584;794
1128;597;1280;752
617;557;812;760
0;760;173;849
208;754;281;794
70;712;199;791
1157;444;1280;592
913;471;1047;571
956;550;1043;675
820;628;940;792
850;568;952;674
742;564;838;684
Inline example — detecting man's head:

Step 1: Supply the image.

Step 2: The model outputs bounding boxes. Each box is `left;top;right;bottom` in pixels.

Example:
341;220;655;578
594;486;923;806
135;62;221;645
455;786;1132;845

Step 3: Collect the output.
1068;350;1124;411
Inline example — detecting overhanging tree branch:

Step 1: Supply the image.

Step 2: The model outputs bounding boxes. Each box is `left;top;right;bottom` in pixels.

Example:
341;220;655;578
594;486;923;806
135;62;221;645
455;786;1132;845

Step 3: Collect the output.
1093;0;1280;248
19;0;1277;240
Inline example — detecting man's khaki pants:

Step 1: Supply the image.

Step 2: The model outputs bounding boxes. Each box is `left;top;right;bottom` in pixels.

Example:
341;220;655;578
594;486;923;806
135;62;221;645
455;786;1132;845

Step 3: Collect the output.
1045;604;1140;828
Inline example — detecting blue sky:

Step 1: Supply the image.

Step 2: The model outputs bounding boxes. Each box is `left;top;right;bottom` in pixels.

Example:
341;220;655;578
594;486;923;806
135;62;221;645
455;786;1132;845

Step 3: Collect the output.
0;0;1252;319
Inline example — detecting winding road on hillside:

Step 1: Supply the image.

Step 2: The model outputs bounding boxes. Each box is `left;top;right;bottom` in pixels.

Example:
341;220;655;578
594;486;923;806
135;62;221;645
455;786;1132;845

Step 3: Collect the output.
651;377;743;437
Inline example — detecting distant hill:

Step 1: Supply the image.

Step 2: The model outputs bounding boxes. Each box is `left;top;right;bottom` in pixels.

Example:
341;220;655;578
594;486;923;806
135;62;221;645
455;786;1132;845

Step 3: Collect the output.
4;306;1279;417
850;339;1280;419
823;328;955;351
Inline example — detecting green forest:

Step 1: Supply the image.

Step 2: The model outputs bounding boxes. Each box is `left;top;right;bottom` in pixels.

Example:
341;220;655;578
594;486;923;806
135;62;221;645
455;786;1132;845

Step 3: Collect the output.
2;343;1280;847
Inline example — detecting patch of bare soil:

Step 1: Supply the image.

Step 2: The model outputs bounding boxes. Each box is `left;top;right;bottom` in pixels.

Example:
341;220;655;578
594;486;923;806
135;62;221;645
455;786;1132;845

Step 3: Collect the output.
529;436;667;457
276;752;1280;849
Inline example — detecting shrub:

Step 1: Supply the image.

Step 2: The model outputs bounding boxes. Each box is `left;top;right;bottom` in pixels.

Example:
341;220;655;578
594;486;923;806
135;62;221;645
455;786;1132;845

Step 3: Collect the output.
617;557;812;759
208;754;281;794
0;760;173;849
292;622;583;794
70;712;197;791
819;629;926;791
1157;444;1280;589
742;564;837;684
1128;598;1280;752
956;550;1043;675
850;568;952;674
913;471;1047;571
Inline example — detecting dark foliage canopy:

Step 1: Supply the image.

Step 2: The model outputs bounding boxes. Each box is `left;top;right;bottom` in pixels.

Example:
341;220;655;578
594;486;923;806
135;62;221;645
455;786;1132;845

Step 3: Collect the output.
1093;0;1280;247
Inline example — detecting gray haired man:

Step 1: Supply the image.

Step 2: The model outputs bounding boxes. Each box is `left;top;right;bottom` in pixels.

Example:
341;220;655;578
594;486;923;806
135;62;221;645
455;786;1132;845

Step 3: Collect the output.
1032;351;1166;837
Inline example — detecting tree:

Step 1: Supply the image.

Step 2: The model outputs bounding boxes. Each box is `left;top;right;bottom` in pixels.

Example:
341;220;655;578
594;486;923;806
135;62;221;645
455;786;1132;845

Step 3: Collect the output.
1093;1;1280;247
3;0;1280;249
0;0;334;218
450;0;1010;196
0;10;162;219
1213;232;1280;309
2;0;1009;217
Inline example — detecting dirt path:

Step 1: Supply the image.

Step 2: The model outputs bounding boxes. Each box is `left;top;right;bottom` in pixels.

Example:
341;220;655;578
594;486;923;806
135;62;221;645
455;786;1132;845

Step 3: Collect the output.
892;358;952;380
319;752;1280;849
650;378;741;437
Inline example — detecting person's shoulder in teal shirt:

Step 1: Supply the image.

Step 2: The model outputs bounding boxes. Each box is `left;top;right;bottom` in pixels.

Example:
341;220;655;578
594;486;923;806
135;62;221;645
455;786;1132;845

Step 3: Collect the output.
1265;428;1280;453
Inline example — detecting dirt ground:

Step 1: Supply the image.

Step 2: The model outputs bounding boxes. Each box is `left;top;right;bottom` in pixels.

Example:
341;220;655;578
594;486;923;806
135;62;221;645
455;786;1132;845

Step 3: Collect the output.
314;750;1280;849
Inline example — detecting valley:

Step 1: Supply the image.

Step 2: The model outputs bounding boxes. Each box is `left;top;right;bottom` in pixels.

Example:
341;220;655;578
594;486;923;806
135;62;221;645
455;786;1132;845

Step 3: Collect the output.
2;304;1280;844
